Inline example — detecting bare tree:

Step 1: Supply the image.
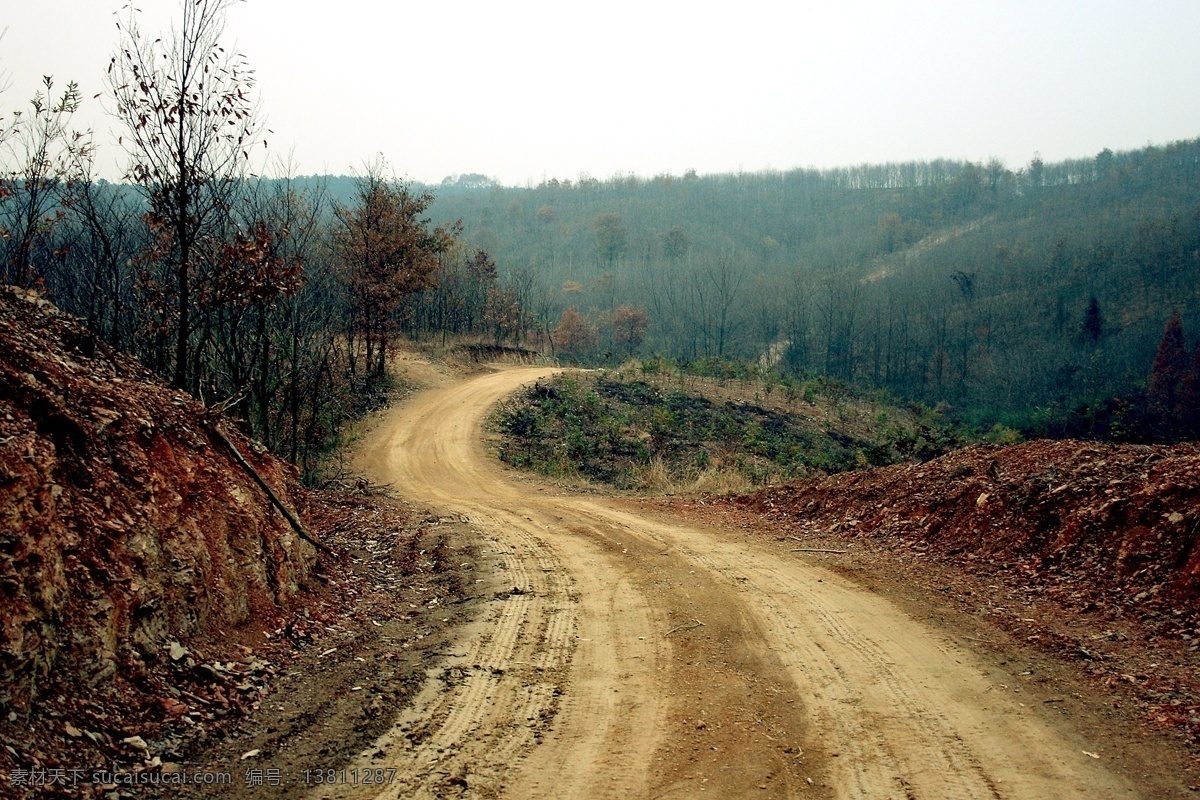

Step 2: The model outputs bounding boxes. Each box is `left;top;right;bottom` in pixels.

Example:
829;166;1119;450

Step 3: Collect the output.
0;77;90;285
108;0;260;389
682;253;747;359
56;159;145;346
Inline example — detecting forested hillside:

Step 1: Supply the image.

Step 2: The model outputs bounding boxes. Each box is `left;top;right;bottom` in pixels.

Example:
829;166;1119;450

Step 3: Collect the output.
427;141;1200;434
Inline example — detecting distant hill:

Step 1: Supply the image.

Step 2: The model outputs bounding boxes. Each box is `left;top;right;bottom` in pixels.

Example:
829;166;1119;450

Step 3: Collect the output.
421;139;1200;431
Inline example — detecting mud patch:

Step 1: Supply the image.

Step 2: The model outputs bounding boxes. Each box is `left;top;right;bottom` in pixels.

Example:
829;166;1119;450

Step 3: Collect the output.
139;513;486;800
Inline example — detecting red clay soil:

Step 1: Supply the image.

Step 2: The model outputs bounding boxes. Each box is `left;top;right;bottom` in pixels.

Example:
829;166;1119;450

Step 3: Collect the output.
0;288;446;798
734;440;1200;620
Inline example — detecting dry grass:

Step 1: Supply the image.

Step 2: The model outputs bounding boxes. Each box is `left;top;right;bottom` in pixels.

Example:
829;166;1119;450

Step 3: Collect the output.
618;367;887;443
626;454;760;497
688;466;755;496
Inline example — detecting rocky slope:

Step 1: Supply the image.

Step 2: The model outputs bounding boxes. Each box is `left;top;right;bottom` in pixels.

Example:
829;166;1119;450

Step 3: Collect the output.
732;439;1200;618
0;287;317;791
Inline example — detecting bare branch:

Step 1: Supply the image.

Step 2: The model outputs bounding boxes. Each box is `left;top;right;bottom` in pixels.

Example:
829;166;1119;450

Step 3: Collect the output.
107;0;262;391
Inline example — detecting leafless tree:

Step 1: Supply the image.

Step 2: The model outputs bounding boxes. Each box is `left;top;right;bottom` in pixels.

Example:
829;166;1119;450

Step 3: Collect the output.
108;0;260;389
0;76;90;285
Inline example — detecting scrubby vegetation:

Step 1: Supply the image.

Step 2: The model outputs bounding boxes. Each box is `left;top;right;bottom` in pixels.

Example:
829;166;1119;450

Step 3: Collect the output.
491;361;965;493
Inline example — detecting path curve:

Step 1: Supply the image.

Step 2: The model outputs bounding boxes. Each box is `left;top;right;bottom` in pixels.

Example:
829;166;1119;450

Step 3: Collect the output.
318;366;1140;800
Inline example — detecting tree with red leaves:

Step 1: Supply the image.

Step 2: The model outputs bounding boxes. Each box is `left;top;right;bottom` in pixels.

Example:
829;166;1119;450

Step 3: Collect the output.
1180;342;1200;439
1148;312;1190;439
554;308;598;362
610;305;650;357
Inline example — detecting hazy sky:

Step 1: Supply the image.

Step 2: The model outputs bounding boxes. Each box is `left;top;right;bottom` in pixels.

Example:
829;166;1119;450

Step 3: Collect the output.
4;0;1200;185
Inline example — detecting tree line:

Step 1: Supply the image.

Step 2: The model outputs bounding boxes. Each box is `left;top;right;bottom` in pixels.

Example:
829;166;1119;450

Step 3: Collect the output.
7;0;1198;456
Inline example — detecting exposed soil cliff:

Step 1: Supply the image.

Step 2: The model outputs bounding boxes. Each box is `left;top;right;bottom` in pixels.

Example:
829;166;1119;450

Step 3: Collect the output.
0;287;317;789
697;439;1200;752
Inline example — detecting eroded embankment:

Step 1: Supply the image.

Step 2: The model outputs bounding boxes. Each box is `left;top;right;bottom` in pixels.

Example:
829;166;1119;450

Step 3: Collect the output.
0;287;315;787
706;439;1200;755
734;440;1200;623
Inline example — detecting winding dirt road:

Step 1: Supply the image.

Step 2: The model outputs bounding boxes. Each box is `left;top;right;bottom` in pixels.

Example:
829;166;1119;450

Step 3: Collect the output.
322;366;1143;799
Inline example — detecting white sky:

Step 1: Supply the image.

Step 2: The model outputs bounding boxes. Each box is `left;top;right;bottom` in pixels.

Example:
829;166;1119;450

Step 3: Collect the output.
3;0;1200;185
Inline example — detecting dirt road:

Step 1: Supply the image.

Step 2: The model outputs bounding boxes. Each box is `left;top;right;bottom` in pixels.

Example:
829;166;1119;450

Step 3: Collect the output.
327;366;1144;799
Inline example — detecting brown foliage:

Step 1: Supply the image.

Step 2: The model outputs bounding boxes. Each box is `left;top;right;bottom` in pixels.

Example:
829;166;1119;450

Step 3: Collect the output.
1148;312;1194;439
1149;313;1189;412
332;165;458;378
201;220;305;309
610;305;650;356
554;307;598;361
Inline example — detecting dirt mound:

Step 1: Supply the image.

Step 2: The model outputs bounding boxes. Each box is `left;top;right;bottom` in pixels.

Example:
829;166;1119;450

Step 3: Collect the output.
734;439;1200;619
0;288;317;788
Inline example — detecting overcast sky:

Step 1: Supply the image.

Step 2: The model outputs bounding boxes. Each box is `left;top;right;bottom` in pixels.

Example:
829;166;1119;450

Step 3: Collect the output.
4;0;1200;185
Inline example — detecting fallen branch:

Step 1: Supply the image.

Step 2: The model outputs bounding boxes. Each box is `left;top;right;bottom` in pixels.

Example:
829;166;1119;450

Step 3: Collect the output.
209;384;251;415
790;548;849;554
206;421;337;557
666;619;705;636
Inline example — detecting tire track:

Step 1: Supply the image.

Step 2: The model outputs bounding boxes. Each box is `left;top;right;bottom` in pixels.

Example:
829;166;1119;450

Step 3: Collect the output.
308;510;577;800
335;367;670;800
591;504;1134;799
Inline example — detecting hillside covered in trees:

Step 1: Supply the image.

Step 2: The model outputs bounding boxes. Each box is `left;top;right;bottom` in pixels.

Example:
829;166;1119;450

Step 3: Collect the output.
427;141;1200;437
